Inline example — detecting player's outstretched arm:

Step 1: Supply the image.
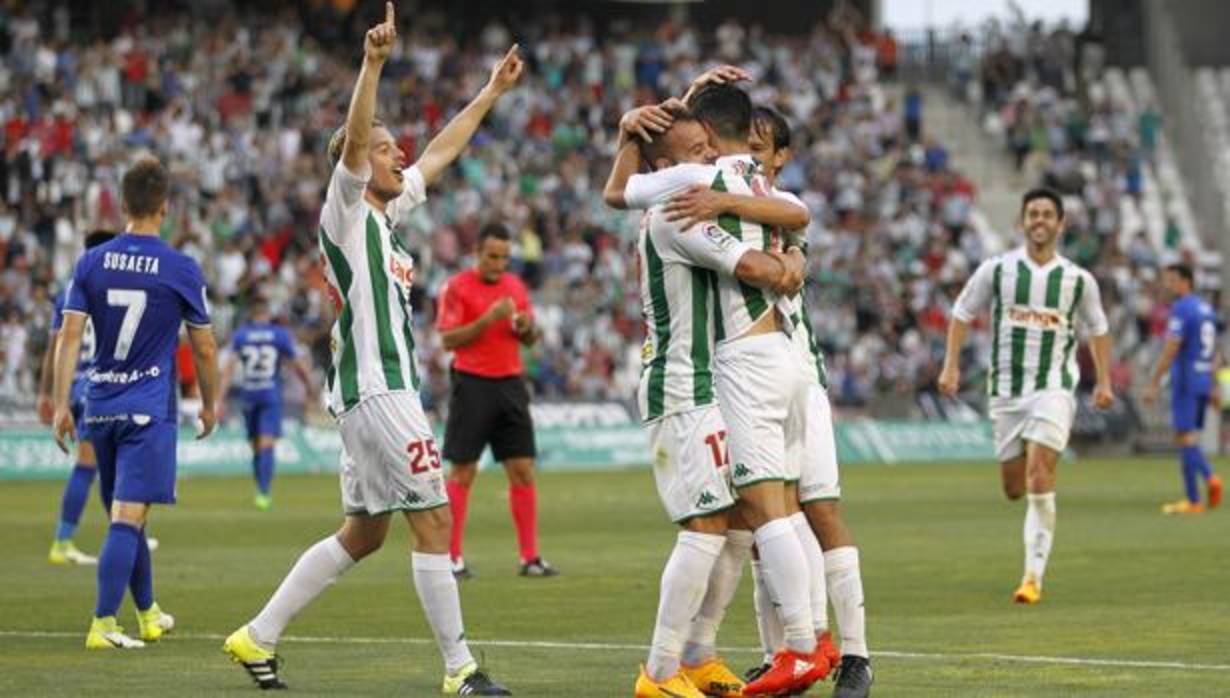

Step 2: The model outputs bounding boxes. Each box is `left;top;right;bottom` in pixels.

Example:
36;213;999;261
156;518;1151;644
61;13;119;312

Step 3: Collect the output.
50;314;85;453
188;325;221;439
731;248;802;292
414;45;524;186
682;65;752;105
663;185;810;231
603;103;679;209
341;2;397;174
1143;336;1180;406
1088;333;1115;409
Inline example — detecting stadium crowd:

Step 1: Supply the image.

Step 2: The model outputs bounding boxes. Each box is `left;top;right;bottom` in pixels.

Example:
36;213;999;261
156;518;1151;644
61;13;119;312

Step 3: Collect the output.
0;2;1184;422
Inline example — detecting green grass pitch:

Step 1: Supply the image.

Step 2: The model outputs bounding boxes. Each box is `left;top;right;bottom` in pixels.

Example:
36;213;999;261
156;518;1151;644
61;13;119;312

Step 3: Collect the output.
0;456;1225;696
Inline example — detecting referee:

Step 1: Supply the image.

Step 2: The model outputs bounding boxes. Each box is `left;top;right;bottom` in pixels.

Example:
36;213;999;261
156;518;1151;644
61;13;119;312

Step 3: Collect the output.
437;223;558;579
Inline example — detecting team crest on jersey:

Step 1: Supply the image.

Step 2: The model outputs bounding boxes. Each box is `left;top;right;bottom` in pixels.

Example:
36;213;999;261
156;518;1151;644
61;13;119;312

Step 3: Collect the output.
389;252;415;288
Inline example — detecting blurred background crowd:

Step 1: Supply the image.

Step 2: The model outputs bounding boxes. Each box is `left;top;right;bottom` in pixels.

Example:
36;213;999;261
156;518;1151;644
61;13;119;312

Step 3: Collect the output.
0;1;1214;425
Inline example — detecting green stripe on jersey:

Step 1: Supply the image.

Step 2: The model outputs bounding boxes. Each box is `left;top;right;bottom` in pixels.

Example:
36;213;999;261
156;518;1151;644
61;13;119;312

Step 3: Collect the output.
645;235;671;419
392;282;420;390
689;268;713;405
366;214;406;391
1061;274;1085;389
320;228;360;409
1034;266;1064;390
1009;261;1032;396
989;263;1003;397
707;270;725;342
711;172;768;322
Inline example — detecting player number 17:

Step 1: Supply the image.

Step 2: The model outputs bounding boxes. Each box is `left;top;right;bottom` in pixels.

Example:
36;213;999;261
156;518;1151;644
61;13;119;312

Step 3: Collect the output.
703;430;729;469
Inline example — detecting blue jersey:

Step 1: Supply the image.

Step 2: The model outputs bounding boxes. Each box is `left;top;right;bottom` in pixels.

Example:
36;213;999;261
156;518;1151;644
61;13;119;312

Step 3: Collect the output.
230;322;297;405
51;289;97;405
64;234;211;421
1167;293;1219;396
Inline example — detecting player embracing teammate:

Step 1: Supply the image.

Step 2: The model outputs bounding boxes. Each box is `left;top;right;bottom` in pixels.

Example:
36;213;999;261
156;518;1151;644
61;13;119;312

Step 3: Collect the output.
606;68;873;698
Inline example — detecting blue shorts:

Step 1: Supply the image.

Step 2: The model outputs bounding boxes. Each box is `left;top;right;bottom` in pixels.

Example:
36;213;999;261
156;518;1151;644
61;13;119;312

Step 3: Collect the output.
1171;392;1210;434
90;415;178;505
243;400;283;439
71;399;91;442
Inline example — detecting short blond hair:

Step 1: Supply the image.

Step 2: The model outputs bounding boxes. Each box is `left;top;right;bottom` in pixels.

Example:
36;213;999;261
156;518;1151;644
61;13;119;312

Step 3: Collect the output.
327;119;386;168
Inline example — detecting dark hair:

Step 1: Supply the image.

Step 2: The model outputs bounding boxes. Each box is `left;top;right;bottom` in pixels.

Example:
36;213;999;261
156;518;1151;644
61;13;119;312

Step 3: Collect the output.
84;230;117;249
1020;187;1064;220
250;296;271;316
1166;263;1195;285
121;157;169;218
639;103;700;167
752;106;791;151
478;222;512;243
328;119;387;168
686;83;752;141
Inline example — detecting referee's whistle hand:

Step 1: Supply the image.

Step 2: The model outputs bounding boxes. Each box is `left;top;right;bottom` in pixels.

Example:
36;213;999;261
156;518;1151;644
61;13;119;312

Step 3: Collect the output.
486;297;515;322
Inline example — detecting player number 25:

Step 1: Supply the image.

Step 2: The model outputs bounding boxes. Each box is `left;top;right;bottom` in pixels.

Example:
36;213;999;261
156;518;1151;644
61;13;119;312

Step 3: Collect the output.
407;439;442;474
107;289;148;361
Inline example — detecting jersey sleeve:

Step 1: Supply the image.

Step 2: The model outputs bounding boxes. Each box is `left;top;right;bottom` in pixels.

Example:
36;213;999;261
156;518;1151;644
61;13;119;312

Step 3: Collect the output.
512;275;533;316
1166;302;1187;341
952;259;997;323
176;257;212;328
278;327;299;358
1077;271;1110;336
320;160;371;243
625;164;718;209
229;330;242;353
63;256;91;318
385;164;428;226
50;291;65;333
661;219;755;275
435;278;468;331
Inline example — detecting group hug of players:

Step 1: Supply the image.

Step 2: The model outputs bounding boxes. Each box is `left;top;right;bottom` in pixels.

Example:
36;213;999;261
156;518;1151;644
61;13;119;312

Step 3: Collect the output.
36;3;1219;697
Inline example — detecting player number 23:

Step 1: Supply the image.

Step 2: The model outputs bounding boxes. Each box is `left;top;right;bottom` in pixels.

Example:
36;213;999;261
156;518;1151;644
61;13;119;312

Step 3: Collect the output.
407;439;442;474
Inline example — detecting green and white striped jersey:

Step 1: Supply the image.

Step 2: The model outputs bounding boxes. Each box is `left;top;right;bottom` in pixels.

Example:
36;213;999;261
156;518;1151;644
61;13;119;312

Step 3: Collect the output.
626;154;796;344
318;161;428;416
635;206;755;422
953;247;1108;398
770;190;829;389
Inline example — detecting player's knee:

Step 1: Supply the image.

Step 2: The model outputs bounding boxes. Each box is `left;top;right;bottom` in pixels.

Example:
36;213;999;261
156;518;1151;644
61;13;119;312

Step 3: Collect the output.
1003;483;1026;501
505;463;534;486
408;507;452;552
683;512;728;535
449;463;479;487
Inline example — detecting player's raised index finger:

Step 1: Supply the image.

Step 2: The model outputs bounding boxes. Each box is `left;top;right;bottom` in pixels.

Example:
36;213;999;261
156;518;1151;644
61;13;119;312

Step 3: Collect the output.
385;2;395;26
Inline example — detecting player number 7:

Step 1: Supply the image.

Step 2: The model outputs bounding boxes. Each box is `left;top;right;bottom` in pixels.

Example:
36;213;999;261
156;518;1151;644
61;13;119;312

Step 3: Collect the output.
107;289;148;361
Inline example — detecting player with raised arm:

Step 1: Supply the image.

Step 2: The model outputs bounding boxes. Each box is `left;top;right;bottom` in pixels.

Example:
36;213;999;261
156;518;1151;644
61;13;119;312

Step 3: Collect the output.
223;4;520;694
53;157;220;650
606;100;810;698
1143;264;1223;514
608;82;834;696
38;230;115;566
220;298;315;510
939;187;1114;605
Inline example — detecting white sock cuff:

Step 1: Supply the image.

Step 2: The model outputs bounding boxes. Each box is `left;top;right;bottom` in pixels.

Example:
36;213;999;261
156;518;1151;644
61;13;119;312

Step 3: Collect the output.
725;529;755;550
1027;492;1056;505
823;546;859;572
678;531;726;557
753;517;794;546
324;536;357;568
411;552;453;572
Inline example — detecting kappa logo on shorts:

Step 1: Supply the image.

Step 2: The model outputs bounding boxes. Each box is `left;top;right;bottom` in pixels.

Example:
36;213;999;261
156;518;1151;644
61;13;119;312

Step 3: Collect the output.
404;490;423;505
733;463;751;479
696;490;718;508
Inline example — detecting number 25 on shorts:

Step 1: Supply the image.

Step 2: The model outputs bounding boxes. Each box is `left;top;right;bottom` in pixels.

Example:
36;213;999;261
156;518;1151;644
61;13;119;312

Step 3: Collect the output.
407;439;442;474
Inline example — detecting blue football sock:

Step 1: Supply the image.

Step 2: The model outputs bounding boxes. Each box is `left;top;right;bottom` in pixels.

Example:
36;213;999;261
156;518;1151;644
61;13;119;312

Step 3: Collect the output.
1180;447;1203;503
1189;446;1214;481
129;529;154;612
255;446;275;495
56;465;97;541
95;522;141;618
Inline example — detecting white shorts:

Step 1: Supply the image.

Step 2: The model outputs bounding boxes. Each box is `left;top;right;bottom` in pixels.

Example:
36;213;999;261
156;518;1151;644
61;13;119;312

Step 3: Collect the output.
989;390;1076;463
794;383;842;503
337;391;448;515
646;405;737;523
715;332;808;489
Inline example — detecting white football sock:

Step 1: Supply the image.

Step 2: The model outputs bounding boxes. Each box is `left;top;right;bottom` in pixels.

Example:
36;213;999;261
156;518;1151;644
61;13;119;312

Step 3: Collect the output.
790;512;829;634
646;531;725;682
754;518;815;654
1024;492;1057;586
682;529;753;666
824;546;868;658
412;552;474;675
249;535;355;647
751;558;783;662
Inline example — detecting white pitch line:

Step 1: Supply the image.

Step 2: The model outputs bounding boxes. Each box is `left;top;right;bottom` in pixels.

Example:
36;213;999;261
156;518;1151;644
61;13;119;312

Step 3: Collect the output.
2;630;1228;672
